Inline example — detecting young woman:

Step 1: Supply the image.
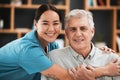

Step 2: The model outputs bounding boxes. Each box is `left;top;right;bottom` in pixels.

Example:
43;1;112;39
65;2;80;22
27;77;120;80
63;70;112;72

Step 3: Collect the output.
0;4;75;80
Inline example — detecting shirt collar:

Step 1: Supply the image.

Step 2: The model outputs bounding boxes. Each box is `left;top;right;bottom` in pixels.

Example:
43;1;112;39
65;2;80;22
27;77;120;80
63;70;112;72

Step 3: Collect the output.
23;29;43;47
69;46;80;58
89;43;96;59
69;43;96;59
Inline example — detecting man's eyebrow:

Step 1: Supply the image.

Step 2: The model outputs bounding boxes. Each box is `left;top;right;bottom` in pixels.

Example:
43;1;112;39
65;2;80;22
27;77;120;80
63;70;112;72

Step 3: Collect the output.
68;26;76;28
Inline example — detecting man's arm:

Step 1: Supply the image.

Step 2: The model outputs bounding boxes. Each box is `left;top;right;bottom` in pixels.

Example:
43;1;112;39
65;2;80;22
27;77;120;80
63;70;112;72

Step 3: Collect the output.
41;64;73;80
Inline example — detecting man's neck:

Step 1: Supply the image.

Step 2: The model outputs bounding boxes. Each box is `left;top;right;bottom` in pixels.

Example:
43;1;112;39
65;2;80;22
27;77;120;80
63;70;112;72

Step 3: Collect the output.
76;44;92;58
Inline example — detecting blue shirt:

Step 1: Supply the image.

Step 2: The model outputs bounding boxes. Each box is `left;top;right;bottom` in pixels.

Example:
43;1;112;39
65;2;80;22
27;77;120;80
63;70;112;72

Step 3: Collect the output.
0;30;59;80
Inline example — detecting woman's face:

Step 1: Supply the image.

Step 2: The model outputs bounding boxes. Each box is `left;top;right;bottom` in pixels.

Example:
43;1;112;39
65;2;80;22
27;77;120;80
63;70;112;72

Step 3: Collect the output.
34;10;61;43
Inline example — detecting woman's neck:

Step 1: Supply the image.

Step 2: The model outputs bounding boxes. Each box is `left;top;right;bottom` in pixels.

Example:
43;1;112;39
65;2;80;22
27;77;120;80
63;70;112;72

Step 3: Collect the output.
38;36;48;50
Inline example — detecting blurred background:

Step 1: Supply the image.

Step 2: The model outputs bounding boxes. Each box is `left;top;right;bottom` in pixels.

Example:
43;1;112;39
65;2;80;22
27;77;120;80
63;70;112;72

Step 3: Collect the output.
0;0;120;55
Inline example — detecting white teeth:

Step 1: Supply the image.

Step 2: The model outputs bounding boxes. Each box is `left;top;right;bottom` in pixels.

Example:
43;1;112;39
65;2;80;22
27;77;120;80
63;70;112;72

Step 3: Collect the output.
46;33;54;36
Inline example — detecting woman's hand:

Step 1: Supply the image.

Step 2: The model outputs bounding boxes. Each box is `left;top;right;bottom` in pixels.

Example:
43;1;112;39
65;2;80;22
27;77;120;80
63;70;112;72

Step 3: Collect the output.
103;58;120;76
100;46;116;53
91;59;120;78
68;65;95;80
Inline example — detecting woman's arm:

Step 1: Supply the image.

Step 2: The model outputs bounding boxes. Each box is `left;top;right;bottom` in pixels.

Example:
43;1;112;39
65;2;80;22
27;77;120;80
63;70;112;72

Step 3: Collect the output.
41;64;95;80
93;59;120;78
41;64;73;80
68;59;120;79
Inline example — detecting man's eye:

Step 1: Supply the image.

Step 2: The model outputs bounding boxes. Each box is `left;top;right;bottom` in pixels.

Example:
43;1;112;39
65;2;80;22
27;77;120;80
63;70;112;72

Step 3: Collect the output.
70;28;76;31
80;27;87;31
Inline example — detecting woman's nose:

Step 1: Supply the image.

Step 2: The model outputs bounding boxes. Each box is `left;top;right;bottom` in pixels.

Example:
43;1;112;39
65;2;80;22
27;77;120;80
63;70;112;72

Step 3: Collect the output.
48;24;55;31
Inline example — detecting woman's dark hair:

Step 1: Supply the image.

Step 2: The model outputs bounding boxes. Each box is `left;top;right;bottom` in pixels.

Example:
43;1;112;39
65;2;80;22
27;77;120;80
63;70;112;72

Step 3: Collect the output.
34;4;62;22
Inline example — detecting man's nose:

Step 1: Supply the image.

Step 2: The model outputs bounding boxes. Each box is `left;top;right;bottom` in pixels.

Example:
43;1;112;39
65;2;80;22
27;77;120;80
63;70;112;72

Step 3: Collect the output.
76;29;82;36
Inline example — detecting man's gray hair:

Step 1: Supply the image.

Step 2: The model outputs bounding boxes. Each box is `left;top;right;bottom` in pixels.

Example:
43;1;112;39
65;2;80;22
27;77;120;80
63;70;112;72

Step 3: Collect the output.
65;9;95;29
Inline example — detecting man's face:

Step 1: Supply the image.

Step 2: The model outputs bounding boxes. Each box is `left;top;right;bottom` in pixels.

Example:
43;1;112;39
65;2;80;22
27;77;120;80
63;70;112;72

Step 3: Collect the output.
65;16;94;52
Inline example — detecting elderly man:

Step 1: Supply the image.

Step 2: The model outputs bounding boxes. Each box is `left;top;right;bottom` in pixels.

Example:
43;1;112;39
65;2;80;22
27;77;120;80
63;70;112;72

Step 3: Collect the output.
42;9;120;80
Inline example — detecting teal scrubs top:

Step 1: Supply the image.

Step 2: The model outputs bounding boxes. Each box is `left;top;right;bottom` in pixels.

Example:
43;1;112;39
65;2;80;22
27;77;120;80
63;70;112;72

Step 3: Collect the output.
0;30;59;80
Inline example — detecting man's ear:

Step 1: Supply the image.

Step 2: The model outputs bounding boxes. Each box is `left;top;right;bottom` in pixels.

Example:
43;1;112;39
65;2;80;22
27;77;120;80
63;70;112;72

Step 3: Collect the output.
91;28;95;38
65;29;69;39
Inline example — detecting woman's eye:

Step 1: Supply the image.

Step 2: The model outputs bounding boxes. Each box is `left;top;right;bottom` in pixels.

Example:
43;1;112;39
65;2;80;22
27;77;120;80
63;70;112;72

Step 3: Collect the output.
43;23;48;25
54;23;59;25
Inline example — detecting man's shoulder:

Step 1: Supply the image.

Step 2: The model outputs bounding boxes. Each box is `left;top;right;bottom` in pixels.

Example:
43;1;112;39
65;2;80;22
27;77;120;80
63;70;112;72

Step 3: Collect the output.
49;46;70;55
95;47;120;59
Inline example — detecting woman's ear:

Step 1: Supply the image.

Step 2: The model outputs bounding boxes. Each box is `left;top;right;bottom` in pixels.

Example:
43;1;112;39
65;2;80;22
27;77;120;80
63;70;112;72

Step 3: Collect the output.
34;19;37;30
60;22;62;30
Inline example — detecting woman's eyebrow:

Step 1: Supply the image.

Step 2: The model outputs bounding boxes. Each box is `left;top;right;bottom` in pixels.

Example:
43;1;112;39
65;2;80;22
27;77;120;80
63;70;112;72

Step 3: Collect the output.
42;20;48;22
53;20;60;22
